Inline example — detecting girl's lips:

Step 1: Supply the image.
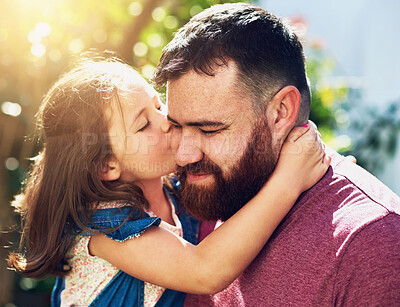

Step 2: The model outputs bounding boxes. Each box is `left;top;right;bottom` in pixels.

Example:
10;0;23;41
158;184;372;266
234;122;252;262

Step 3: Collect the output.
186;173;212;183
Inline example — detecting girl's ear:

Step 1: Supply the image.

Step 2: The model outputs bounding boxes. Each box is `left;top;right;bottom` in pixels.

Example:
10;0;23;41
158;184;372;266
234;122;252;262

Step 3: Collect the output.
99;160;121;181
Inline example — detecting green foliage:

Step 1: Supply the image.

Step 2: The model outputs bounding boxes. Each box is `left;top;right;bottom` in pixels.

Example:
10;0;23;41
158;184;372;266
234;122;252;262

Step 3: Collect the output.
306;46;400;174
346;101;400;173
306;47;349;150
131;0;251;79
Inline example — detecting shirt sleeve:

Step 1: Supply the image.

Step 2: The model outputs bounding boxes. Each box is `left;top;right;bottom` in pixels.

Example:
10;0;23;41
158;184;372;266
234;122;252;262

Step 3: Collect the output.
103;216;161;242
84;207;162;242
334;213;400;305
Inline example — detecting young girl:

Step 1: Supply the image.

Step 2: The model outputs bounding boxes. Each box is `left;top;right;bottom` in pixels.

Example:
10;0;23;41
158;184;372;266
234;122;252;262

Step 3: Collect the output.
9;57;329;307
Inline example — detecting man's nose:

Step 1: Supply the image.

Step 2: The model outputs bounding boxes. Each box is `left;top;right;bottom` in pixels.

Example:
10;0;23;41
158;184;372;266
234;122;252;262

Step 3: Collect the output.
174;132;203;167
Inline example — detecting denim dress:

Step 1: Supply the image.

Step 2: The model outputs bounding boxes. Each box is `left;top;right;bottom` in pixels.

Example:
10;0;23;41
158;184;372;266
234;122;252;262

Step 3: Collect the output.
51;178;199;307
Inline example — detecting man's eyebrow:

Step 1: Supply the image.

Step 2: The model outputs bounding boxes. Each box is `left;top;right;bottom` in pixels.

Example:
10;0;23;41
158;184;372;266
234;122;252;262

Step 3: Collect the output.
167;115;226;127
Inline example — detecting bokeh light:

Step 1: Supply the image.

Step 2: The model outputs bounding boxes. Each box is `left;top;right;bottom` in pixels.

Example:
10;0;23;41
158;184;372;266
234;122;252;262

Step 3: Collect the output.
69;38;84;54
35;22;51;37
163;16;178;29
93;28;108;43
1;101;22;117
152;7;166;22
5;157;20;171
20;278;38;291
147;33;163;48
133;42;148;57
31;43;46;57
28;31;42;44
129;2;143;16
190;5;203;17
141;64;155;80
28;22;51;46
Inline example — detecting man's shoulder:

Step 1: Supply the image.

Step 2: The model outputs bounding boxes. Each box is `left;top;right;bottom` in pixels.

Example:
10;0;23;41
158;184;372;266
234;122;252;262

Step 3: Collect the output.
298;149;400;249
326;149;400;214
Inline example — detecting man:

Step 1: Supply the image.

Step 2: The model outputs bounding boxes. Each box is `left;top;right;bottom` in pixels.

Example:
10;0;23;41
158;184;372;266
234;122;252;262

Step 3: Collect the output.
153;3;400;306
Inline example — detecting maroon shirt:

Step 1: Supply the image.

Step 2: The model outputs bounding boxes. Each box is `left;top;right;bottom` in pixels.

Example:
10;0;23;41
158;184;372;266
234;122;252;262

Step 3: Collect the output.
185;150;400;306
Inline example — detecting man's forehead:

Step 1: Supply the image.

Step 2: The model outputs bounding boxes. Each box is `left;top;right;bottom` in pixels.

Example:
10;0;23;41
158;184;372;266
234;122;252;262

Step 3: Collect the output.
166;66;247;114
167;102;230;125
167;61;239;92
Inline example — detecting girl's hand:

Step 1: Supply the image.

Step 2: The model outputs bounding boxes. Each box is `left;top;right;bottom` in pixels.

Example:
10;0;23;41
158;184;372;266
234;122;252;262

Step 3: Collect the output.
271;121;331;196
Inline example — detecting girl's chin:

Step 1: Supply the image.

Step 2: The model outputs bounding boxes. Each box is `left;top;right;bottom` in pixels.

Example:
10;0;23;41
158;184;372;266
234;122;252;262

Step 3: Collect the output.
120;162;177;182
155;161;177;177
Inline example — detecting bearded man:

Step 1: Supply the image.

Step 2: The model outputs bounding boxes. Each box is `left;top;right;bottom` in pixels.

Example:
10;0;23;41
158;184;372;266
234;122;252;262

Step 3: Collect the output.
153;3;400;306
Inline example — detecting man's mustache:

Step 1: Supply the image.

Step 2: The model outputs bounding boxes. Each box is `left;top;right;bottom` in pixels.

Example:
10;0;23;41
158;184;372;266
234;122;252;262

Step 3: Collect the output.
177;159;222;175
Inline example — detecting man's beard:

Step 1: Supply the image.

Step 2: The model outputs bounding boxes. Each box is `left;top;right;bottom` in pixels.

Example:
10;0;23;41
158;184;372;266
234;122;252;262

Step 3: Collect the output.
177;116;279;221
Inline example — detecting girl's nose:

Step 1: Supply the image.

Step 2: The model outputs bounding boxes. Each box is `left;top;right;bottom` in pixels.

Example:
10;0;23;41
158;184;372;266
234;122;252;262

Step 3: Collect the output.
161;117;172;133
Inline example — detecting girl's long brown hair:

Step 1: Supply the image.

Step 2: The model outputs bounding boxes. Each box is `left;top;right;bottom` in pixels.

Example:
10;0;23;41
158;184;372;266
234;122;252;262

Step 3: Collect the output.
8;56;148;279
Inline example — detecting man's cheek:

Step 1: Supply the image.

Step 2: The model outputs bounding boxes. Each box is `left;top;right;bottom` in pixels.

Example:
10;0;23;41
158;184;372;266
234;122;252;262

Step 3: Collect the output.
205;133;245;158
169;127;182;153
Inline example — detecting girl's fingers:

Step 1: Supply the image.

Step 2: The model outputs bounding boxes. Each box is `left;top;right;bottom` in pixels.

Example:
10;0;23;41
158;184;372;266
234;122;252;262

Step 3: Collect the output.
308;120;318;131
287;124;311;143
308;120;322;139
345;155;357;164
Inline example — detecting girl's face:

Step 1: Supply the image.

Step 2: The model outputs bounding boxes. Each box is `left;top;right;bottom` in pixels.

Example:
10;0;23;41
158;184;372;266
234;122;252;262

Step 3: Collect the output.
107;78;175;183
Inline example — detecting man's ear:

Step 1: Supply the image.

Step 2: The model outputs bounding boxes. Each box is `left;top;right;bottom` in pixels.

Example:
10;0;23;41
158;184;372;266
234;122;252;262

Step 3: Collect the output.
267;85;301;135
99;160;121;181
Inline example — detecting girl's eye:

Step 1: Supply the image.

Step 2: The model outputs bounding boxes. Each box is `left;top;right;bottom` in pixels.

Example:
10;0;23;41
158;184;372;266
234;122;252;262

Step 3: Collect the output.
138;121;150;132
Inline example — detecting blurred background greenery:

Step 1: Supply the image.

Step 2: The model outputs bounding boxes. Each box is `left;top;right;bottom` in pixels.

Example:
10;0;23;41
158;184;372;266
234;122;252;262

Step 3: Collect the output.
0;0;398;306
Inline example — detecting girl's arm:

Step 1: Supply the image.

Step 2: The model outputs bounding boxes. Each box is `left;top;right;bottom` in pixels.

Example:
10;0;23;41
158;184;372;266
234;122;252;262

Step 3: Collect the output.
89;123;330;294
